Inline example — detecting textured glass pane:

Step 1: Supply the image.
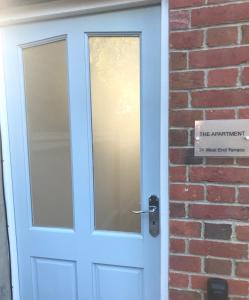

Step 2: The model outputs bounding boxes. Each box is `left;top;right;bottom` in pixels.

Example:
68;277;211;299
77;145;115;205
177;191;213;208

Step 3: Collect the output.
23;40;73;228
89;36;140;232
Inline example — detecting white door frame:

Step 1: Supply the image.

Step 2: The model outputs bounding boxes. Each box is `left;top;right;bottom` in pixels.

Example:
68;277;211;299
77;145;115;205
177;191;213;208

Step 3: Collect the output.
0;1;169;299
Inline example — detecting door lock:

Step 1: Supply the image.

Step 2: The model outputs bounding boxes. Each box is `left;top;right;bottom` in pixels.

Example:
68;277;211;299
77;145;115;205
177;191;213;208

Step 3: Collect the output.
130;195;160;237
148;195;160;237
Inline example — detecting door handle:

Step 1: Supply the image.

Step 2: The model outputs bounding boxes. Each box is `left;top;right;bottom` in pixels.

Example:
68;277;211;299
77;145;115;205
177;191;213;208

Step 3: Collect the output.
129;195;160;237
130;205;157;214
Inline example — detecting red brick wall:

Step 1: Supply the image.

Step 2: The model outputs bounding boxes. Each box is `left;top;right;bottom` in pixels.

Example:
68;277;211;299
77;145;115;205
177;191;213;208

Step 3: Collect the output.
169;0;249;299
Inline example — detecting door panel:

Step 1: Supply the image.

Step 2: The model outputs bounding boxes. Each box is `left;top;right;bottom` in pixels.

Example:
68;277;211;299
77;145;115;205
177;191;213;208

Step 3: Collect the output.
32;258;77;300
93;264;143;300
3;6;161;300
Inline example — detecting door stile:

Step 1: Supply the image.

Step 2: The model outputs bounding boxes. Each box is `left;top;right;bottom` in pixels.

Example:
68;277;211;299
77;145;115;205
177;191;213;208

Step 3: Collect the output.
68;29;94;300
139;14;161;300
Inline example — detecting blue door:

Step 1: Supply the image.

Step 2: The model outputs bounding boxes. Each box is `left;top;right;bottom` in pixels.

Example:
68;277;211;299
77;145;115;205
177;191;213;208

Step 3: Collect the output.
3;6;161;300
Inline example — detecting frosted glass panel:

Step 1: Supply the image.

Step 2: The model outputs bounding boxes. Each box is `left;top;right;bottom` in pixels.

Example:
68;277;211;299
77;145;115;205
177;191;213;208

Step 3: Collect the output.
89;36;141;232
23;40;73;228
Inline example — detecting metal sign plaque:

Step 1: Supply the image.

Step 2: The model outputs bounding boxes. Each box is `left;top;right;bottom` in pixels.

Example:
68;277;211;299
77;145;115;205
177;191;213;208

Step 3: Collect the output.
195;119;249;157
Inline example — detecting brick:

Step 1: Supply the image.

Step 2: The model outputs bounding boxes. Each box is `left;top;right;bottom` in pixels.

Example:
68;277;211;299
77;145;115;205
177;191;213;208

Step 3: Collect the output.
239;108;249;119
170;0;204;9
170;130;188;146
170;52;187;70
236;262;249;278
169;289;201;300
170;148;203;165
206;157;234;165
170;203;186;218
189;240;248;259
208;69;238;88
170;255;201;272
171;239;185;253
190;47;249;69
170;31;203;49
170;238;186;253
170;184;204;201
237;158;249;166
169;272;188;288
170;220;201;237
241;66;249;85
205;258;232;275
170;11;190;30
190;167;249;184
170;92;188;108
236;225;249;241
191;275;208;290
192;89;249;107
238;188;249;204
238;158;249;166
170;110;203;127
228;279;249;296
228;279;249;300
242;25;249;44
206;109;235;120
204;223;232;240
205;109;236;120
207;185;235;203
170;166;186;182
192;3;249;27
207;27;237;47
189;204;249;221
170;289;201;300
170;71;204;90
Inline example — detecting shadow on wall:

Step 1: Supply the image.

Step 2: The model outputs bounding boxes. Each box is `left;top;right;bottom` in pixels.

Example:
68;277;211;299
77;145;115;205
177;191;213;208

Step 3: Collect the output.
0;135;11;300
